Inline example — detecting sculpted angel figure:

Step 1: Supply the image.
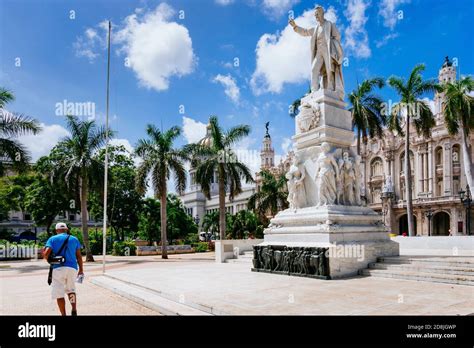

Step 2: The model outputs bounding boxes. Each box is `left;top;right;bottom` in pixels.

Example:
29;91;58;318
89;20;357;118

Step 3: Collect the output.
314;142;339;205
286;153;307;210
339;151;356;205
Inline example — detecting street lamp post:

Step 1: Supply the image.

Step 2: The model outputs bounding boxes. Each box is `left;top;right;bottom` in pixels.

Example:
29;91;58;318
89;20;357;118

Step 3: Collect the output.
424;208;433;237
459;185;472;235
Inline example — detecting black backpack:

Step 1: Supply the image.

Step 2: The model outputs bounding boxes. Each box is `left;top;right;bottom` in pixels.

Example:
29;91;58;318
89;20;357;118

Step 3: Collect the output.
47;234;70;285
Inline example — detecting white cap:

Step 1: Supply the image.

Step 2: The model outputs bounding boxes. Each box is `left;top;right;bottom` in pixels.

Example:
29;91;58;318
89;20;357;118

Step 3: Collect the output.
55;222;68;230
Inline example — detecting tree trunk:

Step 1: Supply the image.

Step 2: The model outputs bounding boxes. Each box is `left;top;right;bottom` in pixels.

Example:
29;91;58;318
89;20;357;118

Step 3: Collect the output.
80;176;94;261
218;165;226;240
460;122;474;197
160;189;168;259
405;117;415;237
356;129;361;155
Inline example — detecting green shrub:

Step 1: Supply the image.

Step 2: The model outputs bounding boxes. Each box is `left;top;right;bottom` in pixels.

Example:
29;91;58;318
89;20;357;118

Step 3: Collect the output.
194;242;208;253
69;228;84;245
184;233;199;245
112;241;136;256
37;232;50;244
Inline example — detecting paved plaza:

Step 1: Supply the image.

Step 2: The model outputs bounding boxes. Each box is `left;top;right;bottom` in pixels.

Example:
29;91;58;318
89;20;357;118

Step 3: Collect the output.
92;253;473;315
2;252;473;316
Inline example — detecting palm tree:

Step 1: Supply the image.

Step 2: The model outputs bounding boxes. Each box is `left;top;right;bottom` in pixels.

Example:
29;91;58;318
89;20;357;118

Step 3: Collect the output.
441;76;474;197
189;116;254;240
135;125;187;259
387;64;438;236
201;211;220;238
248;170;288;217
51;115;111;261
229;209;258;239
0;88;41;176
348;78;386;155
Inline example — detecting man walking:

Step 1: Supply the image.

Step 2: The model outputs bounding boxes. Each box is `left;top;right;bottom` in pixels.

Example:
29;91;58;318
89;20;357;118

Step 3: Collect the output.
43;222;84;316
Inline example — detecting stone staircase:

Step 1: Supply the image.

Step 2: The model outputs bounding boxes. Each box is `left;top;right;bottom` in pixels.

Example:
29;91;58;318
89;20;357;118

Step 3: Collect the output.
360;256;474;286
224;251;253;264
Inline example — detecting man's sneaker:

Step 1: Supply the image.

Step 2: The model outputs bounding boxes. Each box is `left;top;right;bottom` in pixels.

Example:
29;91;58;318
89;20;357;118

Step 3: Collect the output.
71;310;77;316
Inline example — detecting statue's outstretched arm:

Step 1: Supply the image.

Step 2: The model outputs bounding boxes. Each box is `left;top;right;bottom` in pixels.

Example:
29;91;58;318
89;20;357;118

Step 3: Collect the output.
293;25;314;37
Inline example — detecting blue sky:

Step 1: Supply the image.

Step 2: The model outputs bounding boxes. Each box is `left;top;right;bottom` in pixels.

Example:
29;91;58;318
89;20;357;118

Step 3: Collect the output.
1;0;473;174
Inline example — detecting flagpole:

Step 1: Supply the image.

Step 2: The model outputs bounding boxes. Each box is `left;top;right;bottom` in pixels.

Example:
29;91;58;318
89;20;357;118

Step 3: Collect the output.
102;20;111;274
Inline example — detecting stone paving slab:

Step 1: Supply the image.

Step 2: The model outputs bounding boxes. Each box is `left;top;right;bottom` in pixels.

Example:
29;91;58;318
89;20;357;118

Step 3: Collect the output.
96;256;474;315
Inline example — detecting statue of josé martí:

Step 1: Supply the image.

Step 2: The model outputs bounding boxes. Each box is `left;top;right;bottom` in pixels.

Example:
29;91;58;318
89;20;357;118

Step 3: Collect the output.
289;5;345;100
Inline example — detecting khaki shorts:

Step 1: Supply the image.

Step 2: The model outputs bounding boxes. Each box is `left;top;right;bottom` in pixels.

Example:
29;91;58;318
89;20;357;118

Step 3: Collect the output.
51;266;76;299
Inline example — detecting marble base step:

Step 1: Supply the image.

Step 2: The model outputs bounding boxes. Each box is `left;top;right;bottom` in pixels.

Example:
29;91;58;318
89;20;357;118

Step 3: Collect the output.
360;256;474;286
360;269;474;286
91;275;212;315
367;263;474;276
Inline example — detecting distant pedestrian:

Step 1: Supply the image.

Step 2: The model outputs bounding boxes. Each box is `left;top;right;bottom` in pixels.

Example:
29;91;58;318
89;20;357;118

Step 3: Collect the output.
43;223;83;316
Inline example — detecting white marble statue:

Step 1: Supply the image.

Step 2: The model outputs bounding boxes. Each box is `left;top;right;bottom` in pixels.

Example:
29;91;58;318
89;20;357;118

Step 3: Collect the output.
314;142;340;205
289;5;344;99
286;153;307;210
339;151;356;205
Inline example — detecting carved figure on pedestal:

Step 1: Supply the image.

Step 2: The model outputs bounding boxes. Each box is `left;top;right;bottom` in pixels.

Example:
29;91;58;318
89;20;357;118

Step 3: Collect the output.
286;153;307;210
314;142;340;205
339;151;356;205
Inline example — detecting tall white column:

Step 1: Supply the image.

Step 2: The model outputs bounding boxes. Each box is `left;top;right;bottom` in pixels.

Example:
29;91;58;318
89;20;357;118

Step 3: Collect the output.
417;150;423;195
428;143;433;195
444;142;452;195
424;150;429;193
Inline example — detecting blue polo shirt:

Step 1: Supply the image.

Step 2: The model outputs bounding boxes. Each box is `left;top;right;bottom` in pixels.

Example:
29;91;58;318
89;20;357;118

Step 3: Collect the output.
45;233;81;270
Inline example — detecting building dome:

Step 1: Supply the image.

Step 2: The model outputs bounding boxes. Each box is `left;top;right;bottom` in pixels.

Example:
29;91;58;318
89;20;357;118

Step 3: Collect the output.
197;122;213;147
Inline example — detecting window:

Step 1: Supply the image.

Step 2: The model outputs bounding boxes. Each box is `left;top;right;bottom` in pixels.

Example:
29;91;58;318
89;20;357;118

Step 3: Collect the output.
370;158;383;177
435;147;443;166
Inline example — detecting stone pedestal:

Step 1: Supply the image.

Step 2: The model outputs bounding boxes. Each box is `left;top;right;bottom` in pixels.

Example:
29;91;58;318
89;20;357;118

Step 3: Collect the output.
253;89;399;279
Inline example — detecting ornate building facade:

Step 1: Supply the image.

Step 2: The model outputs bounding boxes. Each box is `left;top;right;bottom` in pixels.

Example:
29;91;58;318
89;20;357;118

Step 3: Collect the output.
360;57;474;236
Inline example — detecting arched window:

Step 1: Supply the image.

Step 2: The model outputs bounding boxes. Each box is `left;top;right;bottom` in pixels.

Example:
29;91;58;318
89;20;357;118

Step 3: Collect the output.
370;157;384;177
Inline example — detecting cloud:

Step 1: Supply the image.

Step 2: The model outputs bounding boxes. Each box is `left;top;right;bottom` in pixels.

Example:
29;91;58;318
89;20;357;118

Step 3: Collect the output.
343;0;371;59
215;0;234;5
378;0;410;30
232;137;260;180
110;138;134;153
18;123;70;162
250;7;338;95
375;32;399;48
213;74;240;104
281;137;293;154
73;21;109;62
75;4;196;92
250;9;312;95
182;116;207;144
262;0;300;19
